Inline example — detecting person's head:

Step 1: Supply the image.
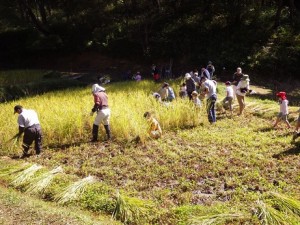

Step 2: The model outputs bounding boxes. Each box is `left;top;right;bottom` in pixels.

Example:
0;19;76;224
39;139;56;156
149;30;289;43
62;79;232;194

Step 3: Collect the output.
191;91;198;99
153;92;161;101
14;105;23;114
241;74;250;82
193;68;198;73
200;76;207;83
185;73;191;80
91;84;105;94
208;61;212;65
276;92;287;101
181;82;186;87
236;67;242;74
163;82;169;88
225;81;231;86
143;111;152;120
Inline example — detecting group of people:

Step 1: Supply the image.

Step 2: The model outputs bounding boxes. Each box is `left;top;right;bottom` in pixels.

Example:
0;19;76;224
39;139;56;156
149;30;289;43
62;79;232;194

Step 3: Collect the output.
12;66;300;158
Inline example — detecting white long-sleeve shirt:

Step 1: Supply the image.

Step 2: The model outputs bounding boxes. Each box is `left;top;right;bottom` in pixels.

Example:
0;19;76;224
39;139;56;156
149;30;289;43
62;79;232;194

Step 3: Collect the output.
18;109;40;128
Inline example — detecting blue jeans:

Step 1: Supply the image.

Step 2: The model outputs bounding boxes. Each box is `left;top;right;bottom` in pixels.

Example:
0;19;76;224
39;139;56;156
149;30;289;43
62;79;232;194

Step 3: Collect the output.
206;95;217;123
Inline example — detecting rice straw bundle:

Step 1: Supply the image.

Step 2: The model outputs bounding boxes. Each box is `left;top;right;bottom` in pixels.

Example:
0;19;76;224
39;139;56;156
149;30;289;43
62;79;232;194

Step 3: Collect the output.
25;166;63;195
269;192;300;217
11;164;43;187
55;175;96;204
189;212;245;225
255;200;287;225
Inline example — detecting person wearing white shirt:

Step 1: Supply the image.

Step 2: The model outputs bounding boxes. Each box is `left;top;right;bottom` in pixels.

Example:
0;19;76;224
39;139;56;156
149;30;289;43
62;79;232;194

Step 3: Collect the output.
14;105;42;158
273;92;291;128
236;74;250;115
222;81;234;113
200;76;217;123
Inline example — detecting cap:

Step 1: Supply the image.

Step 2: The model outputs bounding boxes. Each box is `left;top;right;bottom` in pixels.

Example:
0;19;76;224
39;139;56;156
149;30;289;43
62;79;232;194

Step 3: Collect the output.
14;105;23;114
276;91;287;100
191;91;198;96
241;74;250;81
185;73;191;79
163;82;169;88
225;81;231;85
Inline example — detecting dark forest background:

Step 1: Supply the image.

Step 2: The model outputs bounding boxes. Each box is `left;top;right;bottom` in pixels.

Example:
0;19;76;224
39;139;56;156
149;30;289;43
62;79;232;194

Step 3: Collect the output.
0;0;299;80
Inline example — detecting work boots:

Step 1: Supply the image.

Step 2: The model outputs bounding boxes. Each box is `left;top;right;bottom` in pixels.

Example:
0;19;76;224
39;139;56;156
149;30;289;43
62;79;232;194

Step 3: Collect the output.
104;125;111;140
91;124;99;142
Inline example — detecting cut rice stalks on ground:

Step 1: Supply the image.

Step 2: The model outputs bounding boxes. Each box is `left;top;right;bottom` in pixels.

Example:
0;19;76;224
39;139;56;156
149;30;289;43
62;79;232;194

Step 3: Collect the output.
25;166;64;195
11;164;43;188
268;192;300;217
188;212;246;225
55;175;96;204
254;200;288;225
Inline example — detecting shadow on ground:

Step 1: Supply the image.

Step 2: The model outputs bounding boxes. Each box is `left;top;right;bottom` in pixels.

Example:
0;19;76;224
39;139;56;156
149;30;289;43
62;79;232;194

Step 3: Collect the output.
273;143;300;159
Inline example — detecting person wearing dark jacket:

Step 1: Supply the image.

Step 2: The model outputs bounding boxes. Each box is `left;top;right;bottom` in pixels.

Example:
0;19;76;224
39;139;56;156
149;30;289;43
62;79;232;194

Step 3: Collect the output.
185;73;196;100
90;84;111;142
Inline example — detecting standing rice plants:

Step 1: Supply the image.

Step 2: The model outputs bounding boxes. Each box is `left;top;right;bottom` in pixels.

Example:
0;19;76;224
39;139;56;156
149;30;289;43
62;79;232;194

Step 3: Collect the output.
25;166;63;196
55;175;96;204
11;164;43;188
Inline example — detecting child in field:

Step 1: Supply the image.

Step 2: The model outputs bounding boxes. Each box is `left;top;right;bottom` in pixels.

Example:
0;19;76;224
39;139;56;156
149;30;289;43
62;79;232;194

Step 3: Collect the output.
191;91;201;108
292;108;300;142
144;111;162;139
179;83;187;98
273;92;291;129
222;81;234;114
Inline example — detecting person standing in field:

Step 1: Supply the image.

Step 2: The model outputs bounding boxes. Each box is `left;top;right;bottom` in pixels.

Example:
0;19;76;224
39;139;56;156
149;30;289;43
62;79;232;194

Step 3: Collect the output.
206;61;215;79
200;76;217;123
14;105;42;158
144;111;162;139
90;84;111;142
222;81;234;114
185;73;196;100
273;91;291;129
236;74;250;116
232;67;243;101
292;108;300;142
191;91;201;108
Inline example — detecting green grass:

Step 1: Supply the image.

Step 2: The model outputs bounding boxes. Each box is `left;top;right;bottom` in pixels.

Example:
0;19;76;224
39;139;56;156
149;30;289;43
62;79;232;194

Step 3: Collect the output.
0;71;300;224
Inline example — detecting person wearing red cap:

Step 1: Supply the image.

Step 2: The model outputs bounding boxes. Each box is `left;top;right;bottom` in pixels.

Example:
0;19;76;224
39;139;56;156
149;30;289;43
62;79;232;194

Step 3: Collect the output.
273;92;291;129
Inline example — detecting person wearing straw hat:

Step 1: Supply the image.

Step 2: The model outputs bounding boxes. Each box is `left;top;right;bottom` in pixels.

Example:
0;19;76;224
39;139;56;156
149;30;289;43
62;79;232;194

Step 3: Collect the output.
90;84;111;142
14;105;43;158
236;74;250;115
273;91;291;129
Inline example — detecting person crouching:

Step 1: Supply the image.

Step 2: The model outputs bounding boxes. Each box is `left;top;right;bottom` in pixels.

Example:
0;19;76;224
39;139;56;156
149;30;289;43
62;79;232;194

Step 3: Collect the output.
144;112;162;139
90;84;111;142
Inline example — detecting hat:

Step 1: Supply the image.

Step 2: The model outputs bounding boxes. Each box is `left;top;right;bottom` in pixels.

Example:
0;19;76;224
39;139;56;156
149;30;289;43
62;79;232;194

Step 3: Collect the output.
185;73;191;79
225;81;231;85
153;92;161;99
276;91;287;100
191;91;198;96
241;74;250;81
208;61;212;64
163;82;169;88
91;84;105;93
14;105;23;114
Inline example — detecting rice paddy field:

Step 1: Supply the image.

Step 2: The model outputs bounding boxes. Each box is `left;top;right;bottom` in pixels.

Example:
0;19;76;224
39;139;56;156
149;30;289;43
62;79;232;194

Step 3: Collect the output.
0;70;300;224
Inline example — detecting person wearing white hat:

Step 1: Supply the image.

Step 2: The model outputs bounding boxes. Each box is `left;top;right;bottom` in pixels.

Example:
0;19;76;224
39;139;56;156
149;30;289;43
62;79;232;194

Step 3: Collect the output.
185;73;196;100
90;84;111;142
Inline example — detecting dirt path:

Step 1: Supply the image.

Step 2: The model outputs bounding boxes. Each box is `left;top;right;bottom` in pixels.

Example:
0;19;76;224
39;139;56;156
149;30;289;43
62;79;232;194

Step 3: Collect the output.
0;185;117;225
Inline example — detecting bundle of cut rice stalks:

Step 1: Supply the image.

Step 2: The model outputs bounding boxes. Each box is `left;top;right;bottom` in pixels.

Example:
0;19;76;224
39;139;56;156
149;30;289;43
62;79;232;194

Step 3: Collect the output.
268;192;300;217
55;175;96;204
254;199;288;225
11;164;43;188
189;212;246;225
25;166;63;195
